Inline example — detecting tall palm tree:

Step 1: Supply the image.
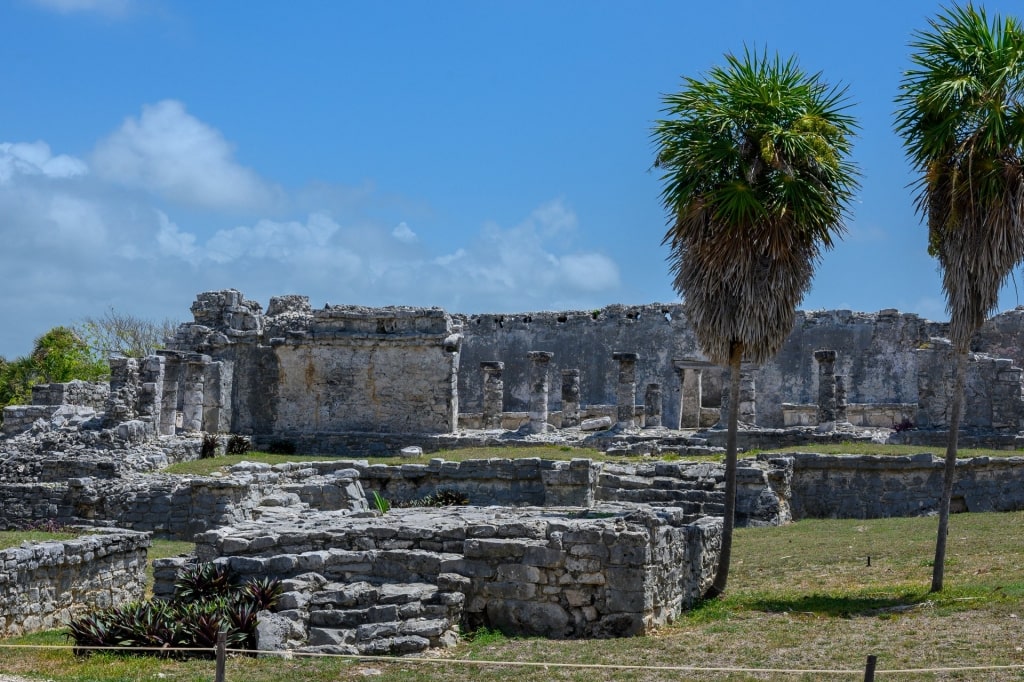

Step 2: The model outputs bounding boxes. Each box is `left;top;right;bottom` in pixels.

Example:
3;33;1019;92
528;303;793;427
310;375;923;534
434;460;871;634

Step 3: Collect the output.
894;4;1024;593
654;48;858;597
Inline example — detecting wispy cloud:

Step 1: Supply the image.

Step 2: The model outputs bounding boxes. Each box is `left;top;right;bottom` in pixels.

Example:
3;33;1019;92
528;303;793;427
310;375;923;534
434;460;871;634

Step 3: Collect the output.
0;102;624;357
92;100;281;212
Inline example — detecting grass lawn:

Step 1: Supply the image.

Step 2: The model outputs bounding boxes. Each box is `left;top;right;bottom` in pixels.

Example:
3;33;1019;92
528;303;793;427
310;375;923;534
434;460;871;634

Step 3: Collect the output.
1;512;1022;680
161;441;1024;477
0;530;80;549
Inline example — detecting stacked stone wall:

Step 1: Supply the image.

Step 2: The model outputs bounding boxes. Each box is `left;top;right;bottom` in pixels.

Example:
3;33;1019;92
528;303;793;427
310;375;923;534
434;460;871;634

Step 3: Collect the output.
782;453;1024;519
456;306;954;429
596;460;791;527
0;529;149;637
179;504;721;642
0;466;364;539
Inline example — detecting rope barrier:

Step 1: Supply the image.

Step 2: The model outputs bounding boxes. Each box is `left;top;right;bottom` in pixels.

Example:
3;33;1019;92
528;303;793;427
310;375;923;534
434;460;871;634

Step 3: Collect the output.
2;642;1024;676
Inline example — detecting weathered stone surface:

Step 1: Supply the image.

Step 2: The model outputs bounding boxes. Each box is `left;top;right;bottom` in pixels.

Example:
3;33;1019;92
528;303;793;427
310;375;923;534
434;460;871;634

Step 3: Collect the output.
0;530;149;638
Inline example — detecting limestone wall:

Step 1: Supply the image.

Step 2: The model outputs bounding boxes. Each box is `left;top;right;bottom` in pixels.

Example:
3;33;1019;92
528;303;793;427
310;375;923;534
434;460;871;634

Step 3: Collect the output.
0;529;149;637
183;504;722;641
0;466;365;539
596;460;792;527
783;453;1024;519
256;457;787;527
168;292;463;438
456;306;953;429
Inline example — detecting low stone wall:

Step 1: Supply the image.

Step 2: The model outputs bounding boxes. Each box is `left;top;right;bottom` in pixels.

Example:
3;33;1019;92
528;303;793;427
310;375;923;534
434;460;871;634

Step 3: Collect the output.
263;457;787;527
596;459;792;527
782;453;1024;519
2;381;109;435
0;468;366;539
781;403;916;428
0;529;149;637
169;503;721;648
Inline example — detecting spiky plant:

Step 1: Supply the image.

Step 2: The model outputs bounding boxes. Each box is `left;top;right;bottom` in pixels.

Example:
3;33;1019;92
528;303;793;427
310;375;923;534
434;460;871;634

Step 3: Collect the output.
173;562;238;603
653;47;858;596
894;3;1024;592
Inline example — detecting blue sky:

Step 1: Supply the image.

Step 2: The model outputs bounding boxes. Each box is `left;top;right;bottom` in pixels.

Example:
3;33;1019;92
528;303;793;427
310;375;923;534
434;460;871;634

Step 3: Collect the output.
2;0;1022;358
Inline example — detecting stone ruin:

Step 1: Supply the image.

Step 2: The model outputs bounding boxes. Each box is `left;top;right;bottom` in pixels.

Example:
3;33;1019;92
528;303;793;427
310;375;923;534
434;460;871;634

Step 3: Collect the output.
5;288;1024;655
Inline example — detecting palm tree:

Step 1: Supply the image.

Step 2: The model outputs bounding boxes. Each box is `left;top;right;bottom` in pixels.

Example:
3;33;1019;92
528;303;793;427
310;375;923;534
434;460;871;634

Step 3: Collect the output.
894;4;1024;593
653;48;858;597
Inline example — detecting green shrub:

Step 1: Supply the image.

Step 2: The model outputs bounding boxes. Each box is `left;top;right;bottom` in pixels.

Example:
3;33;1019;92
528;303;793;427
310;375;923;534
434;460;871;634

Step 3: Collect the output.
67;563;282;659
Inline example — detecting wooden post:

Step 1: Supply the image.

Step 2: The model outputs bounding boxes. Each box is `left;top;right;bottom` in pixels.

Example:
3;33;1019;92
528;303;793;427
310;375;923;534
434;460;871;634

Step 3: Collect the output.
864;654;877;682
216;630;227;682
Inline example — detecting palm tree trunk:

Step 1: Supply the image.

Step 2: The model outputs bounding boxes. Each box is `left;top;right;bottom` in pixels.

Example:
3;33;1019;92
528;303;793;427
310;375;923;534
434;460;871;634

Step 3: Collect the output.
708;340;742;598
931;348;967;592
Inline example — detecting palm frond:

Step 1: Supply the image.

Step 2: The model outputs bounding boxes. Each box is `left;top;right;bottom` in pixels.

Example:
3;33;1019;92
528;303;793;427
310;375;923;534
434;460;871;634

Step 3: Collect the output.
653;47;858;364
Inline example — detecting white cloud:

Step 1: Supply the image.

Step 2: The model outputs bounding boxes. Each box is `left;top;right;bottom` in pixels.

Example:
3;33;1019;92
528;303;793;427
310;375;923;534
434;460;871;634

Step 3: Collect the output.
560;253;620;292
0;141;88;183
92;100;279;212
392;221;417;244
30;0;132;15
0;109;627;358
155;211;198;260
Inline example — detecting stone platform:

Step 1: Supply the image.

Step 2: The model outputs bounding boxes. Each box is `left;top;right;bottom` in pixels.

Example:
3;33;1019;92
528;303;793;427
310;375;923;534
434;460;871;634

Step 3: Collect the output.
156;502;722;654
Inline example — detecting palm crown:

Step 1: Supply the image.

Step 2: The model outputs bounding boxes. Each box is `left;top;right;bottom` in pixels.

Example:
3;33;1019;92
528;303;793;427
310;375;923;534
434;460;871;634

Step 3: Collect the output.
894;3;1024;351
654;48;859;365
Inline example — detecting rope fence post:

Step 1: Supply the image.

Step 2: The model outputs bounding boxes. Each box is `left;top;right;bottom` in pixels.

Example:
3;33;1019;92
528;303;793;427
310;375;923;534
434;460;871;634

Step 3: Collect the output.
215;631;227;682
864;654;877;682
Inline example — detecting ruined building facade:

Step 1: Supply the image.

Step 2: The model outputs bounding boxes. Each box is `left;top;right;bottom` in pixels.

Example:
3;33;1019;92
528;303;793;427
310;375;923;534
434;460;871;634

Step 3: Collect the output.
80;289;1024;447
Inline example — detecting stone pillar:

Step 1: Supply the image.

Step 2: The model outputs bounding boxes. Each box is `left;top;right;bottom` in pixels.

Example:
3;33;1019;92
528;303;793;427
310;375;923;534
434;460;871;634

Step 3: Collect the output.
612;352;639;428
673;362;704;429
138;355;165;437
526;351;554;434
716;366;731;429
181;354;209;432
814;349;838;429
835;374;849;425
739;374;756;425
158;352;182;436
481;361;505;429
202;360;233;434
561;369;581;428
105;356;140;425
643;383;662;428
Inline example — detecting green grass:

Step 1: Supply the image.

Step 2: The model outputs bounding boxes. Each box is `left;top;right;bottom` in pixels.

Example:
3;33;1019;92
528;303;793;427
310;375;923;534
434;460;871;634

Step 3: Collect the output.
161;446;613;476
161;442;1024;478
0;530;81;549
754;442;1024;458
2;512;1023;680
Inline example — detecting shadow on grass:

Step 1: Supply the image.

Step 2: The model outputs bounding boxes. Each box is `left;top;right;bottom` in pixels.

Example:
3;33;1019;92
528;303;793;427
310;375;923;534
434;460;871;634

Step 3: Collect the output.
749;592;925;617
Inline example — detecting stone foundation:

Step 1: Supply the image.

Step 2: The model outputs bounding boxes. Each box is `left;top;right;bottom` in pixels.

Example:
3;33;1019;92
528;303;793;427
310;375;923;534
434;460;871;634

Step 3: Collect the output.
157;503;721;650
0;529;149;637
781;452;1024;519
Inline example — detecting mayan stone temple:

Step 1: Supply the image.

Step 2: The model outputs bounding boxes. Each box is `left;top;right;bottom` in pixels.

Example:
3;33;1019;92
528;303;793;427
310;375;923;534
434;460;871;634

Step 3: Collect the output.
2;288;1024;654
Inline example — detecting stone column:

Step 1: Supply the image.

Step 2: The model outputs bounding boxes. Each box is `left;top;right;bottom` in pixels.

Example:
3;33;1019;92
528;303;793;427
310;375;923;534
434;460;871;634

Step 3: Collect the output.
481;361;505;429
835;374;849;425
814;349;838;429
561;369;581;428
138;355;165;437
158;352;182;436
105;356;140;425
644;383;662;428
181;354;209;432
673;361;704;429
612;352;639;428
526;351;554;434
739;374;756;425
716;366;731;429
